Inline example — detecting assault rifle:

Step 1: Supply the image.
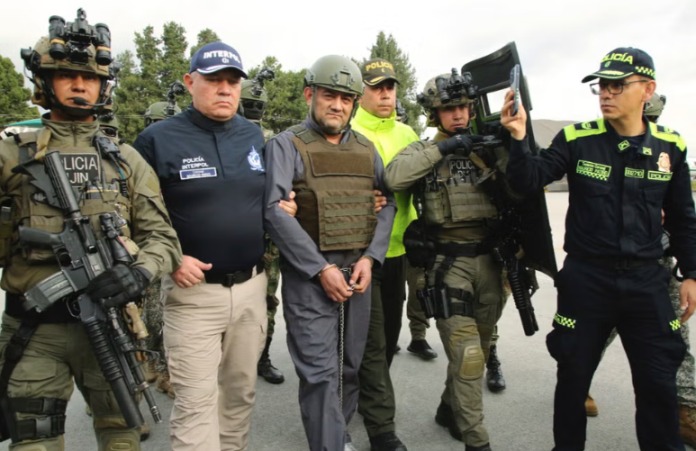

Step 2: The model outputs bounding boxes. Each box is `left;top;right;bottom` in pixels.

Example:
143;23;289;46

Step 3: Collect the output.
464;134;540;336
12;150;160;428
491;206;540;336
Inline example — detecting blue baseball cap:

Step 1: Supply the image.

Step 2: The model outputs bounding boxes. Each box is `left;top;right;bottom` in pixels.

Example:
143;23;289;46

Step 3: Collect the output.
189;42;247;78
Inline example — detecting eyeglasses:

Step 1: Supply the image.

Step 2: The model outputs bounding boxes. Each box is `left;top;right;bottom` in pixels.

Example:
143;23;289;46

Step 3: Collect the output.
589;79;649;95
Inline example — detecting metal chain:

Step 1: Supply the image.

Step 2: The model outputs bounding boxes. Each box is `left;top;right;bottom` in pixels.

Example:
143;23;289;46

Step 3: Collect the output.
338;302;345;409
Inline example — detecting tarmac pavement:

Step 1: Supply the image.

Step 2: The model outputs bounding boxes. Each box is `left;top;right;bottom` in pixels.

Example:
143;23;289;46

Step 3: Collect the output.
3;191;696;450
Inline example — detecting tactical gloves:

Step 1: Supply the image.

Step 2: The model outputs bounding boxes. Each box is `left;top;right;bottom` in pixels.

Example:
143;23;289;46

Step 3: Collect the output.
436;134;483;157
86;264;150;308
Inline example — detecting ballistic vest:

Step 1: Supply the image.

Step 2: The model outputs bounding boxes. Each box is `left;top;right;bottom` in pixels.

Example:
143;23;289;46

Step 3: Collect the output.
290;126;377;251
422;152;498;230
0;128;137;288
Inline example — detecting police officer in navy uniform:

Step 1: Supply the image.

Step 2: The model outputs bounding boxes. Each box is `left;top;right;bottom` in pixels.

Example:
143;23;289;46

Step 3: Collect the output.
502;47;696;450
134;42;274;451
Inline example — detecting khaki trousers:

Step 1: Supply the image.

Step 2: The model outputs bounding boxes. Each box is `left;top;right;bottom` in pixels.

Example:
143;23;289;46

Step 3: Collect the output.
163;271;267;451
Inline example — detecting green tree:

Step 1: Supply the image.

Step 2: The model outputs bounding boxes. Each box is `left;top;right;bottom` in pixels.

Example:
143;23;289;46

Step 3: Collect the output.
190;29;221;57
0;55;39;125
113;22;191;142
363;31;423;135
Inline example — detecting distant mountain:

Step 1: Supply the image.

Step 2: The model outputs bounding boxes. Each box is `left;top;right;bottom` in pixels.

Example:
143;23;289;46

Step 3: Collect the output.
531;119;575;148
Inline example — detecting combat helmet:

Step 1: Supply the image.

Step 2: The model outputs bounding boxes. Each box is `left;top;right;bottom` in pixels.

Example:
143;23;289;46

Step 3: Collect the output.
418;69;477;127
20;8;115;116
644;93;666;122
241;79;268;122
144;101;181;126
304;55;363;96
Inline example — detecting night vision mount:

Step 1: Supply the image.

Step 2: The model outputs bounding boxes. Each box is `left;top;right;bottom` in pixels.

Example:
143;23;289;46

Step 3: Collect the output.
249;68;275;97
23;8;113;67
435;68;478;103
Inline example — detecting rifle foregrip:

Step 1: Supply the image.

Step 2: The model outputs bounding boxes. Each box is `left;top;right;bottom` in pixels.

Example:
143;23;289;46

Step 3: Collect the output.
81;304;143;428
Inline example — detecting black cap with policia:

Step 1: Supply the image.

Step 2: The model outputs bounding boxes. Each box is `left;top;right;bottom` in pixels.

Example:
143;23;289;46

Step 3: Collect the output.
582;47;656;82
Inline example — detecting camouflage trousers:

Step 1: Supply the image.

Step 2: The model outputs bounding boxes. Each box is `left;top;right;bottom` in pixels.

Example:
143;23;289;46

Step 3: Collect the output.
264;240;281;338
141;281;167;373
605;257;696;407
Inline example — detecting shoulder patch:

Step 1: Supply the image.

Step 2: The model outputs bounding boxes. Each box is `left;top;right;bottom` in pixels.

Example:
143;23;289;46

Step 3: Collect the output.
564;119;607;142
651;122;686;152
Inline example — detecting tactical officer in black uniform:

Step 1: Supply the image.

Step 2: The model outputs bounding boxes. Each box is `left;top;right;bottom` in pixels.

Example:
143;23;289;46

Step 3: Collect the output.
502;47;696;451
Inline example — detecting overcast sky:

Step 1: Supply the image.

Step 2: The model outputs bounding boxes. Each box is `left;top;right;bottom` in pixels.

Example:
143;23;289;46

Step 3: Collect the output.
2;0;695;146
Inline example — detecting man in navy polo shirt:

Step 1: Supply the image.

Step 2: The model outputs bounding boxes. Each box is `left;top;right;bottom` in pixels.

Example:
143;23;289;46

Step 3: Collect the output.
134;41;274;451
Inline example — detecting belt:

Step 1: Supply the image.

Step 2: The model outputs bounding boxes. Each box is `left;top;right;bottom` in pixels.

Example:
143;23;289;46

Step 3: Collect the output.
205;262;264;287
436;241;490;258
576;256;658;271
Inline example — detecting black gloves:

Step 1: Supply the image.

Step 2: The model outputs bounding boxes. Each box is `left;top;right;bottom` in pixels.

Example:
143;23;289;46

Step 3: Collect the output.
86;264;150;308
436;134;483;157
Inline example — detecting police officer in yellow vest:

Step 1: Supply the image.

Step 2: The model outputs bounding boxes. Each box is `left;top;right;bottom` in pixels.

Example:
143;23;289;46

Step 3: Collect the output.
385;72;512;451
264;55;395;451
0;9;181;451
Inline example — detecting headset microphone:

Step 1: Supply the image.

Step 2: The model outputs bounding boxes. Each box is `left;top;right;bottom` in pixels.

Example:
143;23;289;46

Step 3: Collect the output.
73;97;108;107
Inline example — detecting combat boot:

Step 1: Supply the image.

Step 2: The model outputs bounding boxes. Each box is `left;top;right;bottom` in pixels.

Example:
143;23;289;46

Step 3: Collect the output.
407;339;437;360
585;394;598;417
258;336;285;384
485;345;506;392
435;401;463;441
679;404;696;448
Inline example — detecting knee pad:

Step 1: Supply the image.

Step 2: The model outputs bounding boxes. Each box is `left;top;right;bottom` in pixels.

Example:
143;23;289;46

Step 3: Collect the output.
98;428;139;451
458;345;485;380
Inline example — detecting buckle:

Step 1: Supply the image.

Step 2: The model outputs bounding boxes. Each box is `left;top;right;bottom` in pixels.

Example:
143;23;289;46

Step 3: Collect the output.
207;262;264;287
221;269;252;287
